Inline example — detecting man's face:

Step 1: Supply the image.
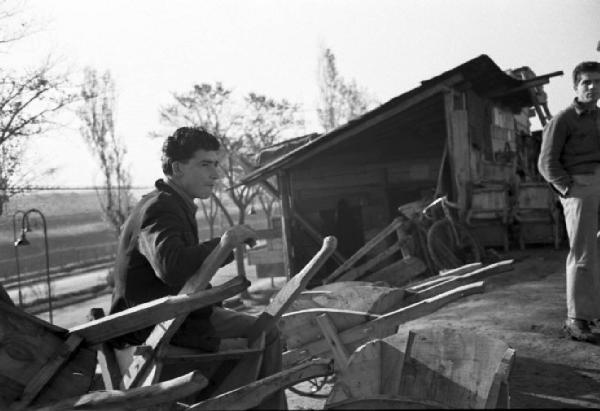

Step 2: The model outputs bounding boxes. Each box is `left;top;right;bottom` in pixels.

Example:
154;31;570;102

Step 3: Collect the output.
174;149;220;199
574;72;600;104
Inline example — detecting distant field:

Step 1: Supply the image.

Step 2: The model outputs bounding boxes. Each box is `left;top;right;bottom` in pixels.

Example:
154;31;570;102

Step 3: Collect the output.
0;190;270;280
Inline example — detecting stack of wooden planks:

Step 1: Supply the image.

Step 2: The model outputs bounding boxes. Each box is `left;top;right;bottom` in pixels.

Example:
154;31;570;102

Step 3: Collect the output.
281;259;514;370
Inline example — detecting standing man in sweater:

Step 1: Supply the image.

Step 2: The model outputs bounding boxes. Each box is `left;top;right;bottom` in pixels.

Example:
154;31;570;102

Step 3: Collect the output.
538;61;600;343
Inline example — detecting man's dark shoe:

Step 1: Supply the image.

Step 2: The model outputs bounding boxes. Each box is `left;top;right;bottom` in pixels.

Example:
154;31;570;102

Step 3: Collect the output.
564;318;600;343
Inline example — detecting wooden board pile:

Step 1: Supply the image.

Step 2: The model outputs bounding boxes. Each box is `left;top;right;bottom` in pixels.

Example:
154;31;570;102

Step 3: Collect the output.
281;259;514;370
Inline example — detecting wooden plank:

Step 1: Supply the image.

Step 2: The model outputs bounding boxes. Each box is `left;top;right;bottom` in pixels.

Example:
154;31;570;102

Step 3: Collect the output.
405;260;513;304
70;277;249;346
444;90;470;214
439;261;483;276
282;282;484;369
316;314;350;371
279;170;294;278
335;242;401;282
289;284;405;315
186;359;332;411
0;302;95;408
397;327;512;409
211;236;338;396
485;348;516;409
404;275;454;292
326;339;382;406
323;217;406;284
359;256;426;287
36;371;208;411
380;336;409;396
87;308;122;391
325;395;448;410
160;345;263;364
12;334;83;410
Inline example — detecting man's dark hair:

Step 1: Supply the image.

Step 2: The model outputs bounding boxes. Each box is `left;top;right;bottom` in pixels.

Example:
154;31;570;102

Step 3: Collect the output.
572;61;600;86
161;127;220;175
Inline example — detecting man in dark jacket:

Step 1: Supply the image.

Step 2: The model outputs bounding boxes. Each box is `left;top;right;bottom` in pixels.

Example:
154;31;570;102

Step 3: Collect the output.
110;127;286;408
538;61;600;343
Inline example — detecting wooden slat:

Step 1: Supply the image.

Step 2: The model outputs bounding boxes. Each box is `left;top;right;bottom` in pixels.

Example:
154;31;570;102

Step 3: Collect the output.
87;308;122;391
70;277;249;345
326;339;382;406
334;242;401;283
323;217;406;284
186;359;332;411
34;371;208;411
359;256;426;287
439;261;483;276
405;260;513;304
316;313;350;371
289;284;405;315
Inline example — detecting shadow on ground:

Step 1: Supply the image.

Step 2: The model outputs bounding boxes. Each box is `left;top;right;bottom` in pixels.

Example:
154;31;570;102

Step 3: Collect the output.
511;355;600;408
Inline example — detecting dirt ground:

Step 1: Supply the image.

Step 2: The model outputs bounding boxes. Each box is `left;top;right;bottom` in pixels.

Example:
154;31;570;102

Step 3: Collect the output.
49;246;600;409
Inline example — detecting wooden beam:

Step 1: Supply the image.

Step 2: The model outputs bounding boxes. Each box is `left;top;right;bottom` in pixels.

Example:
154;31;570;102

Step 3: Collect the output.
360;256;427;287
405;260;513;304
186;359;332;411
323;217;406;284
333;242;401;284
279;170;294;278
70;277;249;346
87;308;122;390
316;313;350;371
35;371;208;411
444;90;470;215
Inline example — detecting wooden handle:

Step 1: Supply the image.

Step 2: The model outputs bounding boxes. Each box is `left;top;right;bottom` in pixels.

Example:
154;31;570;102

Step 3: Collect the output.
180;234;237;294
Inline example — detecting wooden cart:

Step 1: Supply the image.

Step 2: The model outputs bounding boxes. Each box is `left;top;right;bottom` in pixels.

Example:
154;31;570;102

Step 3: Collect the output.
0;236;338;410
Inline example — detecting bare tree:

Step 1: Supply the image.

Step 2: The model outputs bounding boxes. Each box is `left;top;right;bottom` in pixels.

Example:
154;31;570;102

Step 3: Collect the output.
158;83;305;280
317;47;376;132
241;92;304;228
0;62;75;214
78;67;131;236
0;1;73;214
0;0;33;48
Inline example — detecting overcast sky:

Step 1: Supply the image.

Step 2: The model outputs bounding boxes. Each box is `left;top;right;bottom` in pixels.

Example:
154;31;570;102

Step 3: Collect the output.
6;0;600;187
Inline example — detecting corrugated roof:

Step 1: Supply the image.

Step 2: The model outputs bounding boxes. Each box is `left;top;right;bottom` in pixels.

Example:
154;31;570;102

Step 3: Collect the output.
241;54;560;186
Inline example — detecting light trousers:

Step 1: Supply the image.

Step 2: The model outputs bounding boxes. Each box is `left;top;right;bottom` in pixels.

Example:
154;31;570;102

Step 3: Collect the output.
560;167;600;320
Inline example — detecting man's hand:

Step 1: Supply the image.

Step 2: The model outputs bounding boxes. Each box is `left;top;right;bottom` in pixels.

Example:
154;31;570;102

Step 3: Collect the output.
222;224;258;248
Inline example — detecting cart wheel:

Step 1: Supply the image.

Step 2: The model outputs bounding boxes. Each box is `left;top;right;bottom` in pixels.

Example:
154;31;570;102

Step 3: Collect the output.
427;219;481;271
288;375;335;398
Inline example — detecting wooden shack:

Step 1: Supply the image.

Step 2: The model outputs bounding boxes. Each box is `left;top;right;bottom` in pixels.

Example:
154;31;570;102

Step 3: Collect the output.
241;55;562;279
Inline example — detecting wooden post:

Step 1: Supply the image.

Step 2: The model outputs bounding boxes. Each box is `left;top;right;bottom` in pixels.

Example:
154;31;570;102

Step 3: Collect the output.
444;90;470;218
278;170;294;279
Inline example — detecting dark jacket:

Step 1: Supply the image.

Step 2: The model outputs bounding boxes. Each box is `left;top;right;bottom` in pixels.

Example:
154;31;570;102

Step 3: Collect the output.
109;179;225;346
538;99;600;196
